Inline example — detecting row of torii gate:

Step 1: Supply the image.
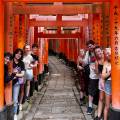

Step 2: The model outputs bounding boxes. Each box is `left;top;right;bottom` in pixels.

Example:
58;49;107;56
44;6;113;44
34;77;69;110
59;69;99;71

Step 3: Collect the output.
0;0;120;119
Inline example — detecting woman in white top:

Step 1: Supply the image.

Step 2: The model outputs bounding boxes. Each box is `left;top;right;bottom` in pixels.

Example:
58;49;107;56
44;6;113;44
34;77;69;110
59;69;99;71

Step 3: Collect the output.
102;48;111;120
23;45;35;101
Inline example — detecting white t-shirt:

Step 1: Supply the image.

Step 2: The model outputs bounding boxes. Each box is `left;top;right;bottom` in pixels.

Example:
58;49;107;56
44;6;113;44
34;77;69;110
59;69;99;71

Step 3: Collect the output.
83;51;99;79
23;54;34;70
89;63;99;79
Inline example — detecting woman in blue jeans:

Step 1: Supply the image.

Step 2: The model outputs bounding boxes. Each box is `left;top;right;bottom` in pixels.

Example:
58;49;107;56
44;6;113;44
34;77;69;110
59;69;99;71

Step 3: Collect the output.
13;49;25;120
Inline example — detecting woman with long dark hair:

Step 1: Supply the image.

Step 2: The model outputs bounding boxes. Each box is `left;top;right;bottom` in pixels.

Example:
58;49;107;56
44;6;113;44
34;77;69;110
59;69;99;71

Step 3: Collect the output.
13;48;25;120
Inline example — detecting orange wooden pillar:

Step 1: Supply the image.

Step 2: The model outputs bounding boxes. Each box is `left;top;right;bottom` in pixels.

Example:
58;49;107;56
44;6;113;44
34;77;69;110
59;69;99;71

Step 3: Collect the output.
68;39;71;61
38;28;42;78
77;38;79;58
33;26;39;81
13;15;26;51
40;39;44;72
53;39;55;53
109;0;120;119
38;38;43;83
74;39;79;64
55;39;57;54
18;14;26;49
27;16;34;47
99;14;104;47
80;27;85;49
71;39;74;62
69;39;72;62
96;13;103;47
72;39;75;62
0;0;4;111
88;14;93;40
4;2;13;52
58;39;60;54
13;15;19;51
102;2;110;47
44;38;49;73
49;39;52;51
78;37;80;53
65;39;69;61
72;39;75;63
40;36;45;74
74;39;78;64
45;39;48;65
61;39;63;55
93;14;101;46
57;14;62;34
56;39;59;54
64;39;67;58
30;27;35;47
34;26;38;44
26;15;30;45
57;14;62;56
66;39;69;61
14;14;28;50
92;3;103;46
82;18;89;48
4;2;14;106
63;39;65;57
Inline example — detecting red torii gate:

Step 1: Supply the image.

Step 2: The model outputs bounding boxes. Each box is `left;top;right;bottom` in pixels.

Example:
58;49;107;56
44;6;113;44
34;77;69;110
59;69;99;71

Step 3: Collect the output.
13;5;93;15
3;0;110;2
0;0;120;120
29;20;88;27
37;32;82;38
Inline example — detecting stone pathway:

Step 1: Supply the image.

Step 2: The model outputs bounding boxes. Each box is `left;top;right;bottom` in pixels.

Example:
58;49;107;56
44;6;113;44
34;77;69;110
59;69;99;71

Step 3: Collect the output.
20;56;94;120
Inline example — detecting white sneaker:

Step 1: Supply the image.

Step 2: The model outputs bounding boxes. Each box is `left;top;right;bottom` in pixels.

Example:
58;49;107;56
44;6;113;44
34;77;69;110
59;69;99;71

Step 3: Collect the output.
19;104;22;111
14;114;17;120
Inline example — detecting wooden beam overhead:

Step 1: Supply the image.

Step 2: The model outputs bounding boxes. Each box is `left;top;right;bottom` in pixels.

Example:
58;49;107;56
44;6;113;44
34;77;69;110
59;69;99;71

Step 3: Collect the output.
29;20;88;27
4;0;110;3
13;5;94;15
38;32;82;38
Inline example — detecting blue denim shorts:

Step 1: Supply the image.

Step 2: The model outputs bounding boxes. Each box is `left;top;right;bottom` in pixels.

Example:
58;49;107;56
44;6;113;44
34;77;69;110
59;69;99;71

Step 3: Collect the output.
25;69;33;80
105;80;111;95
